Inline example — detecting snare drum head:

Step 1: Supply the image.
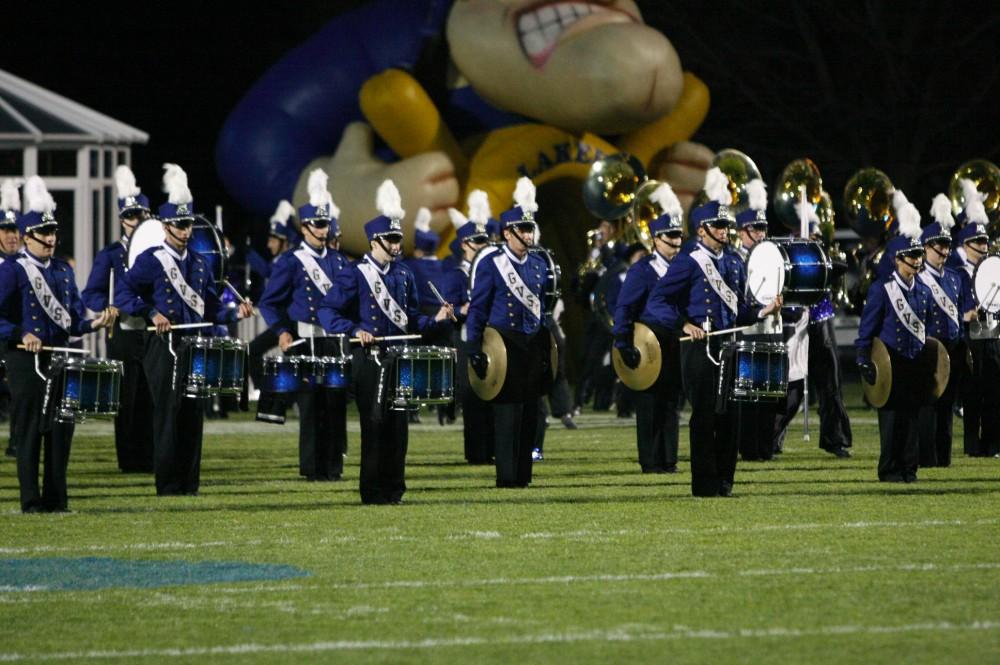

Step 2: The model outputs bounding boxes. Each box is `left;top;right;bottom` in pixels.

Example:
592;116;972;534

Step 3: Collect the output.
127;219;166;268
746;241;786;305
974;255;1000;314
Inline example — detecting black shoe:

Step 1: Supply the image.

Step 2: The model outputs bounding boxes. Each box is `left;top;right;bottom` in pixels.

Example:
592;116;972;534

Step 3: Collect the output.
561;415;578;430
663;465;678;474
880;473;905;483
903;474;918;483
4;445;15;459
719;482;734;497
641;466;665;474
824;446;851;459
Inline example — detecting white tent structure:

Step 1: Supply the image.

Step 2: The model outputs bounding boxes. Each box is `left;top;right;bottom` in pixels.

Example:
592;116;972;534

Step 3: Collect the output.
0;68;148;288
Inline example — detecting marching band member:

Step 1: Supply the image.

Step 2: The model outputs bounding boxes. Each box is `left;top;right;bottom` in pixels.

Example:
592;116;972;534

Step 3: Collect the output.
613;183;684;474
732;179;780;462
916;195;974;467
953;189;1000;458
116;164;253;496
1;179;23;459
318;180;452;505
855;206;934;483
447;197;495;464
258;170;350;481
0;176;114;512
649;168;782;497
466;177;553;489
82;165;154;473
246;201;296;395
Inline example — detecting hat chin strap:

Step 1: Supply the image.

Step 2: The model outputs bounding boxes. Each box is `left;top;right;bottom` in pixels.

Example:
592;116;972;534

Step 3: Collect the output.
375;237;400;259
27;231;55;250
508;226;532;252
164;224;188;249
704;224;728;247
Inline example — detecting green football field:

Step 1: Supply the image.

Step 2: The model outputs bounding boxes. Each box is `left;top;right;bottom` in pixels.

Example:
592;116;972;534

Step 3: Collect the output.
2;392;999;664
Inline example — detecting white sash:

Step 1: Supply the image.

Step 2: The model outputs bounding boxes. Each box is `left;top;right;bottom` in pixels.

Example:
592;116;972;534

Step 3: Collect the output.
153;249;204;318
294;248;333;295
17;258;70;332
357;259;408;332
918;271;958;328
470;246;498;290
650;253;669;279
493;252;542;320
884;280;925;344
691;248;738;315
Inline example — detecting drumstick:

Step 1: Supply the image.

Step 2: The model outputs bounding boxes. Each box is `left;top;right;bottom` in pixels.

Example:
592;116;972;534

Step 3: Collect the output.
144;322;215;332
286;338;308;349
224;279;248;304
17;345;89;354
427;282;458;322
108;271;115;340
349;334;423;344
679;325;750;342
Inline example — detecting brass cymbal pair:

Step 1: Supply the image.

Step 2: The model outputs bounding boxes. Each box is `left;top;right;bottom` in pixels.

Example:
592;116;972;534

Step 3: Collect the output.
611;322;662;391
468;328;559;401
861;337;950;408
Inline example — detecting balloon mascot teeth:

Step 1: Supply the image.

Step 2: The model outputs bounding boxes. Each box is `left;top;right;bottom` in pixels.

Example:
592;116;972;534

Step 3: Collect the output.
217;0;713;257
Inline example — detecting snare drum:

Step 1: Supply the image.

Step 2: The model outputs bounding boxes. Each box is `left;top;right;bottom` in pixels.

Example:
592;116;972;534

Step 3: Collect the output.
721;340;788;402
261;356;306;394
51;357;124;423
184;336;246;397
747;238;831;306
386;345;455;409
317;356;351;390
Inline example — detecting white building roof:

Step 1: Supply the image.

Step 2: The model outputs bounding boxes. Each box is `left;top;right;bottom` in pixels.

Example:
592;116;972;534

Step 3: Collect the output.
0;68;148;145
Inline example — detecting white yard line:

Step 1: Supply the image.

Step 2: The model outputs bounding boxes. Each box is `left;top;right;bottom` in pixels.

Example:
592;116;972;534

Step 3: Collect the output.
1;620;998;660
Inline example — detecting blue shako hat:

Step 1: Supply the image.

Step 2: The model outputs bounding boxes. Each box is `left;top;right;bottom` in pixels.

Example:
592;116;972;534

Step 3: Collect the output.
500;177;538;226
690;167;734;229
412;207;439;252
269;200;295;241
299;168;340;226
646;183;684;235
920;194;955;245
365;179;405;242
958;221;989;244
458;190;491;242
18;176;58;235
158;163;195;223
735;179;768;228
114;165;151;218
0;178;21;229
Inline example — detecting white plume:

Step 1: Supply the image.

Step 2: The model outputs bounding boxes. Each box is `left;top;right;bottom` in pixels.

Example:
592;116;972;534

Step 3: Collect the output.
703;167;731;206
930;194;955;231
270;200;295;225
307;169;329;207
746;178;767;212
649;183;683;220
961;179;989;224
1;178;22;212
375;179;405;219
414;207;432;232
25;176;55;214
114;165;141;199
161;163;192;205
893;189;921;239
795;200;819;225
512;176;538;214
448;208;468;230
466;189;492;225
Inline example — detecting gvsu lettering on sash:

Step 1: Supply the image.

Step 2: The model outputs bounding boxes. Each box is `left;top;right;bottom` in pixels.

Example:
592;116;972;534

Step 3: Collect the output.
885;280;925;344
294;249;333;295
357;260;408;332
154;249;205;317
690;249;738;315
18;259;71;332
918;272;958;327
494;253;541;320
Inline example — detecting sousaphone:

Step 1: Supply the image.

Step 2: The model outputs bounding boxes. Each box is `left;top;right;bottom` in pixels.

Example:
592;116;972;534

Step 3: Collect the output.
611;322;662;391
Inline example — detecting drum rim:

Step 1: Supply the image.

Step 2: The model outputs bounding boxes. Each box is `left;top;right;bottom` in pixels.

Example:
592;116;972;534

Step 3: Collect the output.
746;239;790;305
62;357;125;370
723;340;788;353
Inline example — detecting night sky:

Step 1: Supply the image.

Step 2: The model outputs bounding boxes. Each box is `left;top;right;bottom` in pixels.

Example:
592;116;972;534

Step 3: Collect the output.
6;1;998;246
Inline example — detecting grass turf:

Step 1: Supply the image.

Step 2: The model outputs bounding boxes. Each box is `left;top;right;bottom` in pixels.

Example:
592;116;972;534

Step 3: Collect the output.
2;389;999;664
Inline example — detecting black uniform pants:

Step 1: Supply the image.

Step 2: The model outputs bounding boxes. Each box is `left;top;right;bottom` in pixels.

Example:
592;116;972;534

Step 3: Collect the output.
248;328;279;394
808;317;853;450
144;335;205;496
492;400;540;486
635;328;681;471
918;338;961;467
963;338;1000;457
7;350;74;512
457;342;494;464
354;348;407;504
877;407;921;481
106;326;154;472
682;338;737;497
297;388;347;479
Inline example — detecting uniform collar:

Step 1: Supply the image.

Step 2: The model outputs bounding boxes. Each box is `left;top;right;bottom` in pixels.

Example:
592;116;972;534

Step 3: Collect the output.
892;270;914;291
302;242;327;259
651;250;671;271
163;243;187;261
696;241;723;260
923;262;943;278
503;245;527;265
23;249;50;269
957;246;970;266
364;253;390;274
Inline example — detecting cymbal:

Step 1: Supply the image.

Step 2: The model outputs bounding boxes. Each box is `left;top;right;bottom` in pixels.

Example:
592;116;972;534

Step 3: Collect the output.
469;327;506;401
862;337;891;408
927;336;950;400
612;322;662;391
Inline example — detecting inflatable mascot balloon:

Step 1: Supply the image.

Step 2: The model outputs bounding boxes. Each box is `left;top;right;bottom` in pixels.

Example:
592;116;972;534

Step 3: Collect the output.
216;0;712;255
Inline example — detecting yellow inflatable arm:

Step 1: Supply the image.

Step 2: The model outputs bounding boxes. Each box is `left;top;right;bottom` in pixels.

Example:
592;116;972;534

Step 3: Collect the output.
617;72;710;166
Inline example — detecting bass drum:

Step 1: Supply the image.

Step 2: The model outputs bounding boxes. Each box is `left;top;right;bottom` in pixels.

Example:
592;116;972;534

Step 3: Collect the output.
973;255;1000;314
127;219;166;268
529;247;562;315
190;214;226;287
